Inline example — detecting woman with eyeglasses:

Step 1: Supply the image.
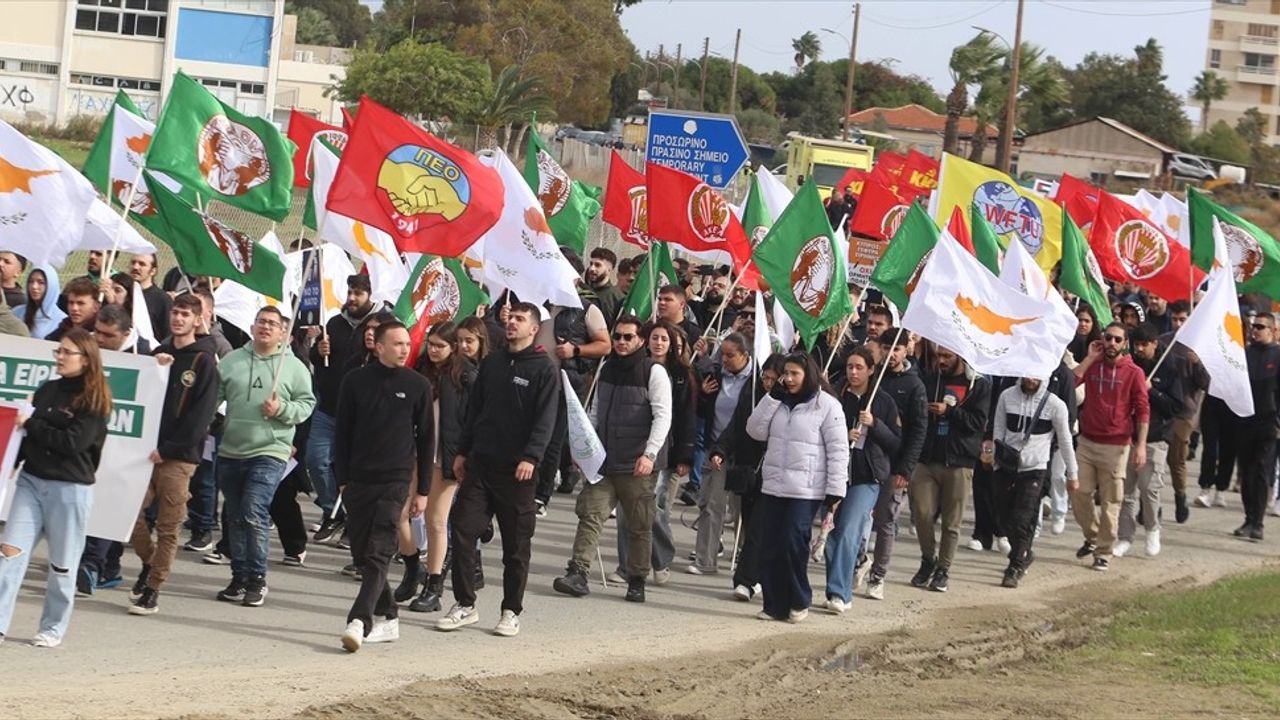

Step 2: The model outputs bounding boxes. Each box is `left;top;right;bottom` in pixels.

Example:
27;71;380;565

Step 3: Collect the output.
746;352;849;622
0;329;112;647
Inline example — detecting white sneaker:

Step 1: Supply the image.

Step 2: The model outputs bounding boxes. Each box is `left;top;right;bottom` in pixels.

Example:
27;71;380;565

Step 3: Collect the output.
493;609;520;637
824;596;849;614
1051;517;1066;535
29;632;61;648
341;620;363;652
787;608;808;623
653;568;671;586
1194;491;1212;508
606;570;626;585
732;584;752;601
685;564;710;575
995;536;1011;553
755;610;777;621
1145;529;1161;557
1213;490;1227;508
867;578;885;600
435;603;479;632
1271;500;1280;518
1113;540;1131;558
366;617;399;644
966;539;984;552
853;555;872;592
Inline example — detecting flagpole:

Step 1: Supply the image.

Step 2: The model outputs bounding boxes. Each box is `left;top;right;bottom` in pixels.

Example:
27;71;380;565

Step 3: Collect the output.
270;229;319;395
647;243;657;322
101;165;145;301
821;309;857;377
1144;337;1180;386
693;258;754;360
867;326;905;404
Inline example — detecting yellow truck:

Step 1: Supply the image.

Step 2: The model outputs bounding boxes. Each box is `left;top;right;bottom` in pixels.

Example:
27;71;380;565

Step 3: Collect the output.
780;133;880;194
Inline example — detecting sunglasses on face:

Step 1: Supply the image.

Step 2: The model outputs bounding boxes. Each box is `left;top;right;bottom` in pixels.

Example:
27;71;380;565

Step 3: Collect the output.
1251;322;1273;331
1103;335;1126;344
613;332;636;341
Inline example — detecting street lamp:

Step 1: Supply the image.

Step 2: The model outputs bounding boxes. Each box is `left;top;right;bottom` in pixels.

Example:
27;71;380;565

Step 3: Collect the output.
822;8;860;141
972;1;1025;173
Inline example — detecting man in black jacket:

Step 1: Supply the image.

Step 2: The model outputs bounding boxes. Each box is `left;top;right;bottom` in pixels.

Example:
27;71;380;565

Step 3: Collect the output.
335;322;433;652
125;294;221;615
867;329;927;600
130;253;172;341
308;274;375;542
1115;324;1184;558
1233;312;1280;541
910;345;990;593
439;302;559;637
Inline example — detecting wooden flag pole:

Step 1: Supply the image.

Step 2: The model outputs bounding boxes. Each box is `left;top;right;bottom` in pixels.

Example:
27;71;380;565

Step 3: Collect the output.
867;326;906;405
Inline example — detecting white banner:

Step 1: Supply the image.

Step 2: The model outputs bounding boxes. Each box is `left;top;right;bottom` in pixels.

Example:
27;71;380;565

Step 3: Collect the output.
562;370;605;483
0;336;167;541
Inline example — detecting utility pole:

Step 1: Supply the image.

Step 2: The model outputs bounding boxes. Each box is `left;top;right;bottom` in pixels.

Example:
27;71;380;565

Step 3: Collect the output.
674;43;682;109
998;0;1025;173
728;28;742;114
699;36;709;111
842;3;861;141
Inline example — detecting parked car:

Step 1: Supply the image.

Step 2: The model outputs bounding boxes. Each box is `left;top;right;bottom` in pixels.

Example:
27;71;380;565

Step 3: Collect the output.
554;126;585;142
1168;153;1217;181
578;131;611;146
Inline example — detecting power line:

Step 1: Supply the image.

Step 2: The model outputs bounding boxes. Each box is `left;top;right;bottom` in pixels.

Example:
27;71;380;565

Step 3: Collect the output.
1039;1;1209;17
860;1;1003;31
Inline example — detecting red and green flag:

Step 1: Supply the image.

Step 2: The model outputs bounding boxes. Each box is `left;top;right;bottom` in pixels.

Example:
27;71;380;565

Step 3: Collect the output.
752;181;853;349
970;200;1004;275
621;241;679;320
393;254;489;362
1059;212;1113;325
1188;187;1280;299
523;131;600;255
869;201;939;311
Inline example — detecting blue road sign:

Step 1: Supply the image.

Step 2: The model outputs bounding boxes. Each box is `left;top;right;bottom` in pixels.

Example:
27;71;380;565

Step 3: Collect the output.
645;109;749;190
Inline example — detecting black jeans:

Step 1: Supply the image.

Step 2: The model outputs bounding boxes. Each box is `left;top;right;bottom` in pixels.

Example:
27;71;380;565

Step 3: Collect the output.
971;462;1005;548
993;467;1048;572
345;480;409;634
1199;397;1237;491
757;494;822;620
80;537;124;578
1236;421;1278;529
451;458;537;614
731;490;761;589
270;474;308;557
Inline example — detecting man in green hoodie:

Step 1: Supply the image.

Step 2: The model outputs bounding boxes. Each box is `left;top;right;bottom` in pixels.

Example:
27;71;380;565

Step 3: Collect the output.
214;306;315;607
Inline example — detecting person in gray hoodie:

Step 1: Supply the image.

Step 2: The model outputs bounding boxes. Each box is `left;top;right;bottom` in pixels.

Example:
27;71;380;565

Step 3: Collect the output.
991;376;1077;588
747;352;849;623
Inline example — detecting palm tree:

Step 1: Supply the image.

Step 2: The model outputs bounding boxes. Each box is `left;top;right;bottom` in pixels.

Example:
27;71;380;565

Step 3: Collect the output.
467;65;555;152
792;31;821;73
1192;70;1230;132
943;32;1005;155
992;42;1066;172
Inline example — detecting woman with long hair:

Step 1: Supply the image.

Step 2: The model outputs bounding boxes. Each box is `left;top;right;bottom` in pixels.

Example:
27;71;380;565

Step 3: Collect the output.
456;316;490;364
1068;303;1101;364
746;352;848;623
14;265;65;340
407;321;479;612
108;272;135;314
0;328;111;647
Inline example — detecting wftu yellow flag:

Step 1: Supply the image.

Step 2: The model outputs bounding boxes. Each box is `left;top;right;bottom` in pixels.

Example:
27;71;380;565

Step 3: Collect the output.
930;153;1062;274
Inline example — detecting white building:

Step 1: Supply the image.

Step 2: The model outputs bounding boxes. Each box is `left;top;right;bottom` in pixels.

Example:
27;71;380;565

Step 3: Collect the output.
0;0;348;127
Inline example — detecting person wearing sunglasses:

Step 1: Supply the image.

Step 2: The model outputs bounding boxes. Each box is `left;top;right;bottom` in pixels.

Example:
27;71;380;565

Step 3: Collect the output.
1232;312;1280;541
554;315;672;604
1070;322;1150;572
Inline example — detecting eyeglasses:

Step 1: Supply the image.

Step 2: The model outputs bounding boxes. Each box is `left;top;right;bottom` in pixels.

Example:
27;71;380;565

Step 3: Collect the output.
1103;335;1126;344
613;332;636;341
52;348;85;358
254;318;283;329
1251;323;1273;331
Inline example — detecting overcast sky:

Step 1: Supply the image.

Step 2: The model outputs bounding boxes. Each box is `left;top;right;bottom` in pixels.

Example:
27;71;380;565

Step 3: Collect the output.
361;0;1211;117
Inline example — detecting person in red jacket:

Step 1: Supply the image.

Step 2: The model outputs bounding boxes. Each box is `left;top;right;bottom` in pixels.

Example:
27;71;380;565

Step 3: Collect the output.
1071;322;1150;571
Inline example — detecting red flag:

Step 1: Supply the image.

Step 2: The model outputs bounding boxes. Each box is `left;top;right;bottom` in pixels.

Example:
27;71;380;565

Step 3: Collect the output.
647;161;751;256
849;174;911;241
946;204;976;256
1053;173;1101;229
286;109;347;189
834;167;869;198
602;151;648;248
901;150;940;194
1089;191;1204;302
326;96;504;257
871;151;907;181
341;106;356;132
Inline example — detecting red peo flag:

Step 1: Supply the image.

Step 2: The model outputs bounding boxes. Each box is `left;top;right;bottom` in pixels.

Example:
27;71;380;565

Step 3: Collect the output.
602;151;649;248
849;174;912;241
286;109;347;189
1089;190;1204;302
945;204;976;257
646;162;756;287
325;96;503;257
834;167;869;198
1053;173;1102;229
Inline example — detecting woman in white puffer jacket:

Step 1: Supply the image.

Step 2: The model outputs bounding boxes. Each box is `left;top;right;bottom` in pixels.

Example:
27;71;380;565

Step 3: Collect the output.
746;352;849;623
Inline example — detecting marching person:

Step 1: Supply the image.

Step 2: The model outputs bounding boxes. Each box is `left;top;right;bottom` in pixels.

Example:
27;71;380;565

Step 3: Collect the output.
130;253;171;340
824;347;900;613
1163;301;1207;523
990;375;1077;588
1115;323;1184;558
0;329;111;647
214;307;315;607
746;353;848;623
335;322;434;652
553;315;672;603
910;345;990;592
1071;323;1149;571
45;278;100;342
1233;311;1280;541
437;302;559;637
126;293;221;615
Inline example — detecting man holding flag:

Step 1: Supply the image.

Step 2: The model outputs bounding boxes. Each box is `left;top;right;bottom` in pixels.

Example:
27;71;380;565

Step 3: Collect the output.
1230;311;1280;541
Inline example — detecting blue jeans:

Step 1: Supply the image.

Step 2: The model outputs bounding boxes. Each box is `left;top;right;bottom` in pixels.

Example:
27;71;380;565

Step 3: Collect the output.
187;456;217;534
218;456;287;578
0;471;93;640
305;410;338;518
824;483;881;603
689;417;707;492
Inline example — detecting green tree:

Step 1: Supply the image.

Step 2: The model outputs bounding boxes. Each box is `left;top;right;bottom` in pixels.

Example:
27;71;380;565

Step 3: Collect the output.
989;41;1067;170
1190;120;1251;164
1236;107;1267;146
614;0;642;12
736;108;781;144
792;31;821;73
1016;56;1073;133
1065;40;1191;148
943;31;1004;155
1191;70;1230;132
465;65;555;152
330;39;491;120
685;56;775;115
287;4;339;47
290;0;372;47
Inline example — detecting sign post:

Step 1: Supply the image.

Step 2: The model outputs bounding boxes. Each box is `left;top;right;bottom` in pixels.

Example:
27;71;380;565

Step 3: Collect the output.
645;109;750;190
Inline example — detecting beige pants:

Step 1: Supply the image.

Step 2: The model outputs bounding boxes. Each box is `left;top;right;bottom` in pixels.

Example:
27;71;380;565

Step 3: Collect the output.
909;463;972;570
131;460;199;590
1072;437;1129;558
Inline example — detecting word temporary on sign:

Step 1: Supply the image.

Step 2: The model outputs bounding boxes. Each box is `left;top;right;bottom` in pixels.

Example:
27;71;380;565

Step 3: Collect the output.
645;110;750;190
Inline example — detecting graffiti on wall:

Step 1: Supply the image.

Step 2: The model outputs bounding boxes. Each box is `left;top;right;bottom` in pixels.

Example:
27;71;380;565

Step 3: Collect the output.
68;89;157;120
0;83;36;110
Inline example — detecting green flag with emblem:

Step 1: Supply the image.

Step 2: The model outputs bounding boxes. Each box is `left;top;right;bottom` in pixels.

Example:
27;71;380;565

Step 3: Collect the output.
523;131;600;255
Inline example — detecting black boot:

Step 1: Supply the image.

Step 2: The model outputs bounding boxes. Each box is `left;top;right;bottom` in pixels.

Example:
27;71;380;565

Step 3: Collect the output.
1175;493;1189;524
409;573;444;612
474;549;485;590
625;576;646;603
393;554;424;602
553;565;590;597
